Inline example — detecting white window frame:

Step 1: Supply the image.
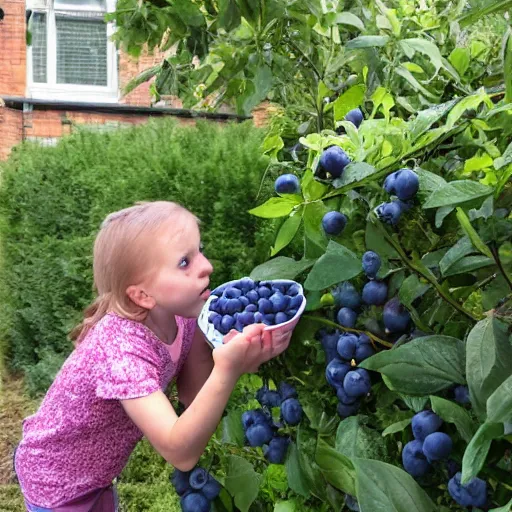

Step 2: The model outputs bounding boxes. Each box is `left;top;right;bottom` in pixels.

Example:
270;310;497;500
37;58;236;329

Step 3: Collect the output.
26;0;119;103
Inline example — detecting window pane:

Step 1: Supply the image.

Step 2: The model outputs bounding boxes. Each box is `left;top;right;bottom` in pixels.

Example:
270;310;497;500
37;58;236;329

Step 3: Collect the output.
31;12;47;83
54;0;106;11
56;14;108;86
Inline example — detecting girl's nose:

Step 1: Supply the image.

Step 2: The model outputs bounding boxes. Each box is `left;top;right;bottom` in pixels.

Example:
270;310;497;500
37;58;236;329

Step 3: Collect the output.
199;253;214;277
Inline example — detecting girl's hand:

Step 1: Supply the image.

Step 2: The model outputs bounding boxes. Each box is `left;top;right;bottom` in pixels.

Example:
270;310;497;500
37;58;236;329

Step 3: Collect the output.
213;324;290;378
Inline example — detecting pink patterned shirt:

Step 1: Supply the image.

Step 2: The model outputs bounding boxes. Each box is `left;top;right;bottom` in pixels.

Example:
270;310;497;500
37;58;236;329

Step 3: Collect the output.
15;312;196;508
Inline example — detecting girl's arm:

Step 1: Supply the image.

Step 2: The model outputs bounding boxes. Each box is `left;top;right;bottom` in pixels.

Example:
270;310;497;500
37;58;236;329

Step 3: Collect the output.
176;328;214;409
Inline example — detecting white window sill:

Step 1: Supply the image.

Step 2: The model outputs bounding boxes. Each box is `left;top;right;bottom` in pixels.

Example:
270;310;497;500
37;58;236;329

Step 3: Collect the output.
27;86;119;104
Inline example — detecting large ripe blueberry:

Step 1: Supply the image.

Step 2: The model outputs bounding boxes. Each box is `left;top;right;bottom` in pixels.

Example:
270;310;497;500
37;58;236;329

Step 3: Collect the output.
225;298;243;315
258;298;274;314
238;311;255;326
337;400;361;418
362;280;388;306
287;283;301;296
275;174;301;194
239;296;249;308
264;435;290;464
246;289;260;304
337;307;357;328
212;314;222;331
210;283;227;297
236;277;256;291
224;286;242;299
362;251;381;279
271;283;287;294
332;282;361;309
402;440;430;478
343;368;371;397
336;385;358;405
344;108;364;128
216;297;228;315
411;410;443;441
376;201;402;225
220;315;235;334
208;311;221;324
422;432;453;462
289;294;303;310
245;304;258;313
321;330;341;363
269;292;289;313
326;359;351;388
275;312;288;325
254;312;264;323
256;386;282;408
354;342;375;363
257;286;272;298
337;333;358;360
201;474;221;500
242;408;271;430
454;385;470;405
383;298;411;333
448;472;487;508
208;298;219;312
181;492;210;512
170;469;191;495
281;398;303;426
319;146;351;178
246;423;274;447
385;168;419;201
263;313;275;325
189;467;209;490
278;382;298;401
322;211;348;236
286;308;297;318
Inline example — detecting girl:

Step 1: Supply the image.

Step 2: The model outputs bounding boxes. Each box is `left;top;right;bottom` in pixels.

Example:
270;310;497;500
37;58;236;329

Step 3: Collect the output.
14;201;291;511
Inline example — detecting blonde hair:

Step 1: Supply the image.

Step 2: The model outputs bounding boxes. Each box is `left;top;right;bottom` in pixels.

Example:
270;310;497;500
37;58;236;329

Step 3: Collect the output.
70;201;198;345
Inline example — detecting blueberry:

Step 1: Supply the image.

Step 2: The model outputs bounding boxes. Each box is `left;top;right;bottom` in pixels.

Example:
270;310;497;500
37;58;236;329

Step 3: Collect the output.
210;284;227;297
454;385;470;405
208;311;221;324
220;315;235;334
258;298;274;314
272;283;287;294
448;472;487;508
224;286;242;299
238;296;249;308
242;408;271;430
411;411;443;441
336;385;358;405
286;309;297;318
326;359;351;388
383;298;411;333
181;492;210;512
337;400;361;418
281;398;303;425
201;474;221;500
269;292;289;312
337;307;358;328
216;297;228;314
288;294;303;310
343;368;371;397
422;432;453;462
322;211;348;236
402;440;430;478
237;277;256;291
384;168;419;201
362;250;381;279
362;280;388;306
354;342;375;363
264;435;290;464
275;312;288;324
254;312;264;323
189;467;209;490
212;315;222;331
319;146;351;178
263;313;275;325
332;282;361;309
287;284;301;296
344;108;364;128
238;311;255;326
376;201;403;225
225;298;243;315
257;387;282;408
278;382;298;401
246;423;274;447
321;331;341;363
337;333;358;360
245;304;258;313
358;333;371;344
246;289;260;303
345;494;360;511
208;298;219;312
170;469;191;496
257;286;272;298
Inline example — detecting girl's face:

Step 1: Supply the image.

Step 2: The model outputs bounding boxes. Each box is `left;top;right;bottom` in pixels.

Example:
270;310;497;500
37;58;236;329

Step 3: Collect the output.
143;216;214;318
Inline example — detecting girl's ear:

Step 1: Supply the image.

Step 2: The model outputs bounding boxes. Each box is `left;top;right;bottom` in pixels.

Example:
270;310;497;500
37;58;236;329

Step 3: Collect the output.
126;285;156;310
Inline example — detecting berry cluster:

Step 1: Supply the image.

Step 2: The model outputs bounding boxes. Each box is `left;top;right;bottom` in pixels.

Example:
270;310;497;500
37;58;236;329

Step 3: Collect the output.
242;382;303;464
402;411;452;478
208;278;303;334
448;472;488;508
170;466;221;512
377;168;419;225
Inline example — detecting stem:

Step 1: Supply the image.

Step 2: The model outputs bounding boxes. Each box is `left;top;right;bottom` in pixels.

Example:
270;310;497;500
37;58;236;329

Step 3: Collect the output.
490;245;512;292
375;220;481;322
303;314;394;349
285;38;322;81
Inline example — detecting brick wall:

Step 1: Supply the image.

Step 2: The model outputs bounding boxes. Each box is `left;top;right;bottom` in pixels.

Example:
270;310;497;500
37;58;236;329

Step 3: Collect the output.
0;106;23;161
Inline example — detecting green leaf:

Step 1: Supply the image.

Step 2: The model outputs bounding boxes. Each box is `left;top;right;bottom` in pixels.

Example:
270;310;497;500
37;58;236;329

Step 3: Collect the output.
335;417;388;460
400;38;443;75
271;212;302;257
439;236;474;276
456;208;494;259
221;409;245;446
461;422;504;484
410;101;458;141
218;0;241;31
353;459;437;512
224;455;262;512
430;396;476;443
302;170;328;201
398;275;430;306
395;66;438;100
445;91;492;129
285;442;312;498
494;141;512;170
457;0;512;27
466;317;512;418
505;29;512;104
248;197;301;218
250;257;315;281
331;162;379;188
315;439;356;496
346;35;389;49
442;255;494;277
490;498;512;512
334;12;364;31
486;374;512;423
449;47;470;76
382;418;413;437
422;180;493;209
400;394;429;412
332;85;366;121
360;336;466;395
303;202;329;257
304;240;362;291
274;501;297;512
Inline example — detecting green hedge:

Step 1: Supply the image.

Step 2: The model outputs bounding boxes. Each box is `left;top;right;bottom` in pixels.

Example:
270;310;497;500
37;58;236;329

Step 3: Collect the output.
0;118;275;395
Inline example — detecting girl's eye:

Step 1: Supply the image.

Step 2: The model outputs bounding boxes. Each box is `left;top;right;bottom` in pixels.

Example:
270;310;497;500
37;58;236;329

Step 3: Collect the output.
179;257;189;268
